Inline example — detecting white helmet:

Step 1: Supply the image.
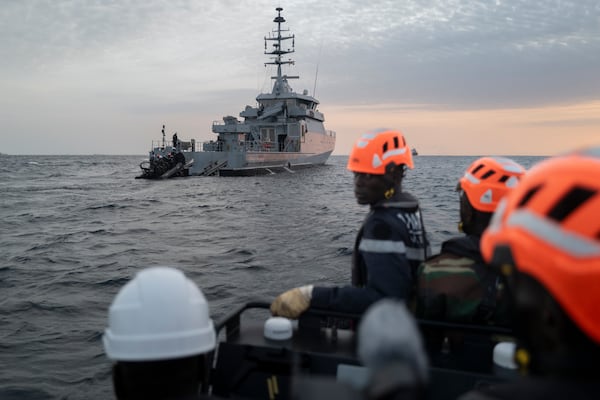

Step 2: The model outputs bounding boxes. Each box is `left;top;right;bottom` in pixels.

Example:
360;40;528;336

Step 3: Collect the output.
103;266;216;361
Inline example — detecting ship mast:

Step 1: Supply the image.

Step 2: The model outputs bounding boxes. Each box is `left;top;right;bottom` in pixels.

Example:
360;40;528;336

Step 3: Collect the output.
264;7;298;94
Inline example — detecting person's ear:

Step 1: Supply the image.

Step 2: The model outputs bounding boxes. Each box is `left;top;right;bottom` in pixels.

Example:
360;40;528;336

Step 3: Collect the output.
459;195;473;225
384;162;403;181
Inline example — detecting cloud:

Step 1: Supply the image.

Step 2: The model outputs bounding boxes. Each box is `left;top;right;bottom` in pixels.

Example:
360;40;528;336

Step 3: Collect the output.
2;0;598;108
0;0;598;155
308;0;600;108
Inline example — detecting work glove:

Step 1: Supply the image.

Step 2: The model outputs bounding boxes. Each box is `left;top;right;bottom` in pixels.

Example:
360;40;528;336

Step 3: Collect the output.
270;285;314;319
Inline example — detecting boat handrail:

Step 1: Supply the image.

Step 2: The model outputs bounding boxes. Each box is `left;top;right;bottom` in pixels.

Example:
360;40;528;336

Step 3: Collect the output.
214;301;514;342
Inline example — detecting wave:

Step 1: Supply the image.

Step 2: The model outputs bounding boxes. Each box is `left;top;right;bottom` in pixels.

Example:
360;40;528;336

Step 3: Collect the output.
1;155;551;398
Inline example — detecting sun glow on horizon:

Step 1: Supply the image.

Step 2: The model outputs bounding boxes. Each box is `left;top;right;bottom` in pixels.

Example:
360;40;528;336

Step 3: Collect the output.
327;100;600;156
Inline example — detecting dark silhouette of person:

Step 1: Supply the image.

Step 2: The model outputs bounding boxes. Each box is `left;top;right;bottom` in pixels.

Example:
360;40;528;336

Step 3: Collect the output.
459;146;600;400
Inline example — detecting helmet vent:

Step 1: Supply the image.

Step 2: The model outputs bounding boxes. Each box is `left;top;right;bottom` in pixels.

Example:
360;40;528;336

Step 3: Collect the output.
472;164;484;174
383;142;388;153
548;186;596;222
498;175;510;183
481;170;496;179
517;184;543;207
393;136;399;148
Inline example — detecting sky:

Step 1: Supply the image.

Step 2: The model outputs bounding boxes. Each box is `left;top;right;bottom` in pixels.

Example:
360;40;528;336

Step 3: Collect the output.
1;0;599;156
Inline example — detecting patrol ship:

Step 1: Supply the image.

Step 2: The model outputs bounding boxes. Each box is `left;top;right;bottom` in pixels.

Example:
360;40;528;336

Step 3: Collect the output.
139;7;336;177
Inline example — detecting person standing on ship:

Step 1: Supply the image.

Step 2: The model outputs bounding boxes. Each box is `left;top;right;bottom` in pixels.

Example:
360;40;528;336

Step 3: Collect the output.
271;130;430;318
172;132;178;149
414;157;526;326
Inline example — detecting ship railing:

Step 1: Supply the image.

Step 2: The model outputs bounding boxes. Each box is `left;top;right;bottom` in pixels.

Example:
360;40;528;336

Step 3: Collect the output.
202;141;224;152
199;140;275;153
196;139;299;153
151;139;196;152
243;140;281;152
326;130;336;138
151;140;167;150
151;136;308;153
150;140;176;151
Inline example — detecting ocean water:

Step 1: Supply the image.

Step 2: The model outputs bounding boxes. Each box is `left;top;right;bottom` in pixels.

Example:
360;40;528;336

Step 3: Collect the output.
0;154;545;399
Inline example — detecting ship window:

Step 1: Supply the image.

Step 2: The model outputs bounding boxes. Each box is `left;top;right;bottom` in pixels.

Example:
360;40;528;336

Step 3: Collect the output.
261;128;275;142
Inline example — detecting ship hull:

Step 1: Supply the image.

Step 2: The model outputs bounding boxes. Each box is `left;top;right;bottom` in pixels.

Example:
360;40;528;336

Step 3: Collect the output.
185;131;335;176
218;151;334;176
186;149;334;176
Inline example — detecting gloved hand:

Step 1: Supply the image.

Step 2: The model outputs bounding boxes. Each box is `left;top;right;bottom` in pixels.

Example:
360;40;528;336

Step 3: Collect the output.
270;285;314;319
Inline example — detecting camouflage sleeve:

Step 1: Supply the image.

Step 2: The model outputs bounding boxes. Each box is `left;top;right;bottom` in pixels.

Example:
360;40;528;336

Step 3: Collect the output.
414;253;484;322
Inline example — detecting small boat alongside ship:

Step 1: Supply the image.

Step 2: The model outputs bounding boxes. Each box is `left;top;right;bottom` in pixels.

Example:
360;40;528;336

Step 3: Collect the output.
135;126;194;179
137;7;336;179
135;156;194;180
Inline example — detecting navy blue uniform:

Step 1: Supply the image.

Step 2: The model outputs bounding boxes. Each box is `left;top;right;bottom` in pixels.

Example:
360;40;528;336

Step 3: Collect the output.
311;192;430;314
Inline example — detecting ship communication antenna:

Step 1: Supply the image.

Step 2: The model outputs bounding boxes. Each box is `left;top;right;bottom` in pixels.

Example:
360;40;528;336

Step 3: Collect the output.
313;41;323;98
264;7;299;93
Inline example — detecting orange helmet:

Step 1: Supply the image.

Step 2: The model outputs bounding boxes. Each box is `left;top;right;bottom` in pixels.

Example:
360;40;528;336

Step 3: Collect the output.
481;147;600;343
458;157;526;213
347;130;413;174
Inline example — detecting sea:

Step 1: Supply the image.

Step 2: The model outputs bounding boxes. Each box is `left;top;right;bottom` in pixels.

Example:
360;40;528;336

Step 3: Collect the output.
0;154;545;399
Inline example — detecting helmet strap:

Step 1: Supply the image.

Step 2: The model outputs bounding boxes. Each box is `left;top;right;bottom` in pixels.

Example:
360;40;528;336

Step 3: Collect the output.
383;162;403;200
515;346;531;374
384;188;395;200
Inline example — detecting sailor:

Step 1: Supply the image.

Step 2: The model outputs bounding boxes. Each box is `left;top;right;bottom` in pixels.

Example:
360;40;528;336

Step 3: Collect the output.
414;157;526;326
271;130;430;318
103;267;216;399
172;132;178;149
459;147;600;400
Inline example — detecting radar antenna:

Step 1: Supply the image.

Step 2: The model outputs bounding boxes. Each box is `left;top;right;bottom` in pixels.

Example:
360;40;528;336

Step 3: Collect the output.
264;7;299;94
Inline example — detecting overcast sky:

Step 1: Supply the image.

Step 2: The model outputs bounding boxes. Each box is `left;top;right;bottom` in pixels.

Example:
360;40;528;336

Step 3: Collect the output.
1;0;599;155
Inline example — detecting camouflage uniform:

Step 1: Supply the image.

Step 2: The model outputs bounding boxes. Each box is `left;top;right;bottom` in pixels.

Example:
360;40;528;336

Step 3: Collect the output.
414;235;509;325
